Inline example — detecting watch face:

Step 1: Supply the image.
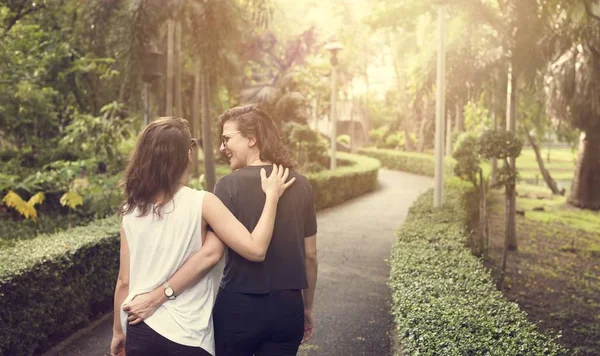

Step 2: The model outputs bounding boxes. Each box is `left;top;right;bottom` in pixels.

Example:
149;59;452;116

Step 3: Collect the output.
165;287;174;297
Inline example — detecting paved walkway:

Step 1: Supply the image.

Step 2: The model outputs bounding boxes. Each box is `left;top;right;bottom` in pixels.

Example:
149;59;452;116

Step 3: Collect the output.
49;169;431;356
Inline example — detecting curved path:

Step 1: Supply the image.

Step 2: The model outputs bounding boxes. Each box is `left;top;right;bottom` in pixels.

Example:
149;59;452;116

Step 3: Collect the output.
49;169;431;356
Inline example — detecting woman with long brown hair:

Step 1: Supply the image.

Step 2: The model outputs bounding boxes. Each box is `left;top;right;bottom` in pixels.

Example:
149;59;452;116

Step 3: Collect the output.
110;116;294;356
124;106;319;356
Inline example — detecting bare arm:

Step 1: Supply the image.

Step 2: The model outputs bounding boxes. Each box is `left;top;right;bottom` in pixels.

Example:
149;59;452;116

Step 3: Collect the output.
203;164;294;261
110;226;130;355
123;231;224;325
302;235;318;343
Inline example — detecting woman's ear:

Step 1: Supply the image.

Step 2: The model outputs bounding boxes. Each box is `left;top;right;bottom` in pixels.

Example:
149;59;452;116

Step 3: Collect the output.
248;136;257;148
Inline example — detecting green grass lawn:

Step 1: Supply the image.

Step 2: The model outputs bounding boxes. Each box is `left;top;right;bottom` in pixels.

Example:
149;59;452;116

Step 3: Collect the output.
516;147;576;185
477;147;576;191
516;184;600;235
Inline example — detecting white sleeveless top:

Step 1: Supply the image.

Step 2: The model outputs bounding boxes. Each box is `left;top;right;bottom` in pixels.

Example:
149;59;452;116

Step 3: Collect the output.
120;187;224;355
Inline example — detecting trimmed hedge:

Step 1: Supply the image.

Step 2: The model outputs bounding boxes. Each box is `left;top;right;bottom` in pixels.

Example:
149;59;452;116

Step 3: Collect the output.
390;179;567;355
0;217;120;355
0;152;379;355
359;147;455;177
307;152;380;210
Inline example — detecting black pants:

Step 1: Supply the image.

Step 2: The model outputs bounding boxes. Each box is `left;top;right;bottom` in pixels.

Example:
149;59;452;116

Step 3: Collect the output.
214;289;304;356
126;321;212;356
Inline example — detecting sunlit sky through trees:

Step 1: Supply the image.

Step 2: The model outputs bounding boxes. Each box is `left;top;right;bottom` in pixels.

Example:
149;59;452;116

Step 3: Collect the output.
272;0;397;99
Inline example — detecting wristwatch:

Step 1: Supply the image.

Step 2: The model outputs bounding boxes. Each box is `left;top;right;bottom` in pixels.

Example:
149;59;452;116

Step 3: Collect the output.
163;282;176;300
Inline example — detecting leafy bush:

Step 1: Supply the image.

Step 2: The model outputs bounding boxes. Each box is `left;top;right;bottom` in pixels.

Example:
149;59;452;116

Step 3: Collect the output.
307;152;380;210
390;180;567;355
369;126;387;147
59;102;134;173
367;127;416;149
359;148;455;177
337;134;351;145
384;132;403;149
0;213;93;243
283;123;329;167
77;173;123;218
302;161;326;173
452;132;482;188
479;130;523;188
0;217;120;355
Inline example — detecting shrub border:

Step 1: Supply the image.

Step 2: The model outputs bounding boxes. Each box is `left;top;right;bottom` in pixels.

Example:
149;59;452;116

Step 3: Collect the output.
307;152;380;210
365;148;567;354
359;147;454;177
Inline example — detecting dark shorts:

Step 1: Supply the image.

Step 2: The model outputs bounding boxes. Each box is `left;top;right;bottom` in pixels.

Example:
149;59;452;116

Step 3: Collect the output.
126;321;211;356
213;288;304;356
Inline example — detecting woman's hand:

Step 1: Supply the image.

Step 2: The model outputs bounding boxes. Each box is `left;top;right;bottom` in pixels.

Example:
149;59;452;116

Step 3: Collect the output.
123;292;162;325
110;333;126;356
301;310;315;344
261;164;295;199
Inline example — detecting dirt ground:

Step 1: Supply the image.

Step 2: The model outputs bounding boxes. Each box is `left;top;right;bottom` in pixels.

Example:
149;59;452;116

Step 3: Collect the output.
482;190;600;356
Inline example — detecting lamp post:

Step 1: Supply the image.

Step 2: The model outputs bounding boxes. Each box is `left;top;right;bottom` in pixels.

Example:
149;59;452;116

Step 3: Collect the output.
141;43;163;126
325;40;344;170
434;4;447;208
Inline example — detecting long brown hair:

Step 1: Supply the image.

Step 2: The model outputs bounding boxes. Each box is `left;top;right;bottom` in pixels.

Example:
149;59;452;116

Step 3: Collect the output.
217;104;298;169
120;117;191;217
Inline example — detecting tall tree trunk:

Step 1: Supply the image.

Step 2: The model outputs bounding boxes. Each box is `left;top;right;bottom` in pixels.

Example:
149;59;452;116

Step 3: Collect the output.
478;169;488;257
523;126;562;195
417;98;430;153
404;120;415;151
445;110;452;156
455;99;464;133
568;131;600;210
175;18;183;117
165;18;175;116
201;68;216;192
505;62;517;251
393;56;415;151
491;86;498;184
191;60;201;177
311;98;318;130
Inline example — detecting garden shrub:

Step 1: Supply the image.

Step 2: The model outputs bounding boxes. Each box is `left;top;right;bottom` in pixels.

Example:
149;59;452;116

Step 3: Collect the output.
307;152;380;210
389;179;567;355
359;148;455;177
0;217;121;355
337;134;351;145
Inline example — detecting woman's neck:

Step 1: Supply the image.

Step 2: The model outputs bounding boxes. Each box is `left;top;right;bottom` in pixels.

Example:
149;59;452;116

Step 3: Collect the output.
247;153;271;167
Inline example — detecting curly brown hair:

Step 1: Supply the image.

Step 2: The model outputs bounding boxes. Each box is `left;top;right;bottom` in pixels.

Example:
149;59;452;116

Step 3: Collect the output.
217;104;298;169
119;117;191;218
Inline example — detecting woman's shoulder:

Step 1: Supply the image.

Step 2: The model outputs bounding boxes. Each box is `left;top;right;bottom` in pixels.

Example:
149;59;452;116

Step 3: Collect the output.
289;170;311;185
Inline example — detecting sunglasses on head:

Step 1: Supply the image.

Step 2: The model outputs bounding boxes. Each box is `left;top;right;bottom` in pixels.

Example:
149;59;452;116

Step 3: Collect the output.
190;138;199;149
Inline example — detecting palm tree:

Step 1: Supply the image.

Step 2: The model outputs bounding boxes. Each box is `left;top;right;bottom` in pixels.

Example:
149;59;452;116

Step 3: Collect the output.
118;0;271;191
545;1;600;210
238;28;320;124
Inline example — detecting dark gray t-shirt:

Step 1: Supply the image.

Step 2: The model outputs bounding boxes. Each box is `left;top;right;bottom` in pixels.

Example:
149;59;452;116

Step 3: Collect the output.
210;165;317;294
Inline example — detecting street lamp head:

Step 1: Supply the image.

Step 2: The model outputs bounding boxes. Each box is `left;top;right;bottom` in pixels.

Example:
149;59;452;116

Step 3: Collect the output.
325;41;344;53
325;40;344;66
141;42;164;84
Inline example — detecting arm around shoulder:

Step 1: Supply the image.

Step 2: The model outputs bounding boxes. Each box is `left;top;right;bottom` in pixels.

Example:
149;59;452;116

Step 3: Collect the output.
202;192;276;261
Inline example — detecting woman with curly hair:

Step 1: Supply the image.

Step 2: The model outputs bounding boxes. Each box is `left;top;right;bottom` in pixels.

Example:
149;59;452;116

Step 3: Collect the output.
124;105;319;356
110;116;295;356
